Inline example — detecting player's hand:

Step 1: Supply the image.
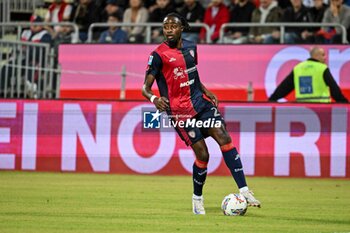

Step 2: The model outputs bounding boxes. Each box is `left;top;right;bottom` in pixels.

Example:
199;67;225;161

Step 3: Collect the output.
154;97;169;112
205;91;218;107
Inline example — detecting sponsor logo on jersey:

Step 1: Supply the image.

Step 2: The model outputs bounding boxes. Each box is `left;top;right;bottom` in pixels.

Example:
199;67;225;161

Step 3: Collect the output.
189;50;195;57
180;79;194;87
169;57;176;62
185;66;197;74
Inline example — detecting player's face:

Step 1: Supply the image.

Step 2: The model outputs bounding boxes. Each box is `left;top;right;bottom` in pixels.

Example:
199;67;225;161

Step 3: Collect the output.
163;16;183;48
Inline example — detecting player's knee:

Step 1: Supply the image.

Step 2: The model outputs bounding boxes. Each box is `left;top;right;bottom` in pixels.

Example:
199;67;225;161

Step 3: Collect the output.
216;131;231;146
195;148;209;162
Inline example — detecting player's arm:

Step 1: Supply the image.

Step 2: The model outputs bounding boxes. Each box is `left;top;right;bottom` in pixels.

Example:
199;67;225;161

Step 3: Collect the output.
142;52;169;111
201;82;218;107
142;74;169;111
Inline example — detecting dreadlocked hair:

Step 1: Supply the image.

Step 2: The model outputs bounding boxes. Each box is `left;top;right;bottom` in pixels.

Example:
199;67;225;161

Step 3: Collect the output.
165;12;191;31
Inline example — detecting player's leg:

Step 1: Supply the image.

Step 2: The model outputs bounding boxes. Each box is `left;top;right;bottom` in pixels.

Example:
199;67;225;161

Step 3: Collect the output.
190;139;209;215
195;102;248;190
173;126;208;214
207;125;261;207
207;126;247;188
191;139;209;197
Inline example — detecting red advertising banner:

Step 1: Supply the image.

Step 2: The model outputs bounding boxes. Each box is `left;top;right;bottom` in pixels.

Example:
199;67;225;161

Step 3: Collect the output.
58;45;350;101
0;100;349;177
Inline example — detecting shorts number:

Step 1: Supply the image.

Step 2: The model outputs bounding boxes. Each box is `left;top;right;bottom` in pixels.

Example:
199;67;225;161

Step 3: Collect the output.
211;107;220;117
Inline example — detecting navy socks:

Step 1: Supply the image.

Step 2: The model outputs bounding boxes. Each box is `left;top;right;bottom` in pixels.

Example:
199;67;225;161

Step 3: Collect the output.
192;160;208;196
221;143;247;189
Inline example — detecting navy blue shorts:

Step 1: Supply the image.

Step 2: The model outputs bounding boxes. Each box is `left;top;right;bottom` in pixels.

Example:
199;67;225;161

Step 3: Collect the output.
173;101;225;146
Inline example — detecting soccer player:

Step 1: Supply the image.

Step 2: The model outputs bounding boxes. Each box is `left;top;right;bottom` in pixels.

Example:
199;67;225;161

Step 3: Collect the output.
142;12;261;215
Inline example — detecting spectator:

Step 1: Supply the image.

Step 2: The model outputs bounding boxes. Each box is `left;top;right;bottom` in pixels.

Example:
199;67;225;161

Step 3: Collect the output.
310;0;328;23
303;0;316;7
73;0;99;42
45;0;73;37
199;0;229;43
269;46;348;103
148;0;176;43
21;15;52;44
278;0;292;9
94;0;107;16
113;0;129;10
179;0;205;42
101;0;125;23
318;0;350;43
53;20;75;47
200;0;229;7
21;15;52;66
224;0;256;43
21;15;52;67
302;0;328;42
19;15;52;98
98;13;128;43
249;0;283;43
144;0;157;9
146;0;179;11
173;0;187;11
96;0;129;11
149;0;176;20
280;0;313;44
123;0;149;43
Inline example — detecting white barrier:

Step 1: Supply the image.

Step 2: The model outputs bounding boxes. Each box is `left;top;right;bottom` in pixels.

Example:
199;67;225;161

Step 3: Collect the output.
0;40;59;99
219;22;348;44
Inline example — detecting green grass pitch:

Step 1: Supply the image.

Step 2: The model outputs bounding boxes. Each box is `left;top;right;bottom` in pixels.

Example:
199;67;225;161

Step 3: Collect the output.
0;171;349;233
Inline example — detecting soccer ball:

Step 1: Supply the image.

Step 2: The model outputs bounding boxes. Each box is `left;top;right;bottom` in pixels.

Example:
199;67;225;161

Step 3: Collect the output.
221;193;248;216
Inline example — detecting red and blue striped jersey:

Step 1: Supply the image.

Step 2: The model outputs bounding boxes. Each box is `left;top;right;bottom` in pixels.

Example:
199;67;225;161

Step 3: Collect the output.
146;39;208;119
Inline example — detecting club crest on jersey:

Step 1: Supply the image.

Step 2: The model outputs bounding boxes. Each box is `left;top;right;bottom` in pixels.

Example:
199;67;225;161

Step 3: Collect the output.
173;67;185;79
189;50;195;57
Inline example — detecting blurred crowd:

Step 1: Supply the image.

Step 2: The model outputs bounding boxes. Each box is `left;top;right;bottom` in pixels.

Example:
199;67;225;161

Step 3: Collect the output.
22;0;350;45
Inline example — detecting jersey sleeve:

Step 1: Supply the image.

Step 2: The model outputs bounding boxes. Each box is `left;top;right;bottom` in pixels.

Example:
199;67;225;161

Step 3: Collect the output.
146;51;162;78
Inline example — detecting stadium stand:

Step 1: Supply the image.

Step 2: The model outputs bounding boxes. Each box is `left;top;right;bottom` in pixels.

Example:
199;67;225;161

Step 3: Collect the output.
0;0;349;100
